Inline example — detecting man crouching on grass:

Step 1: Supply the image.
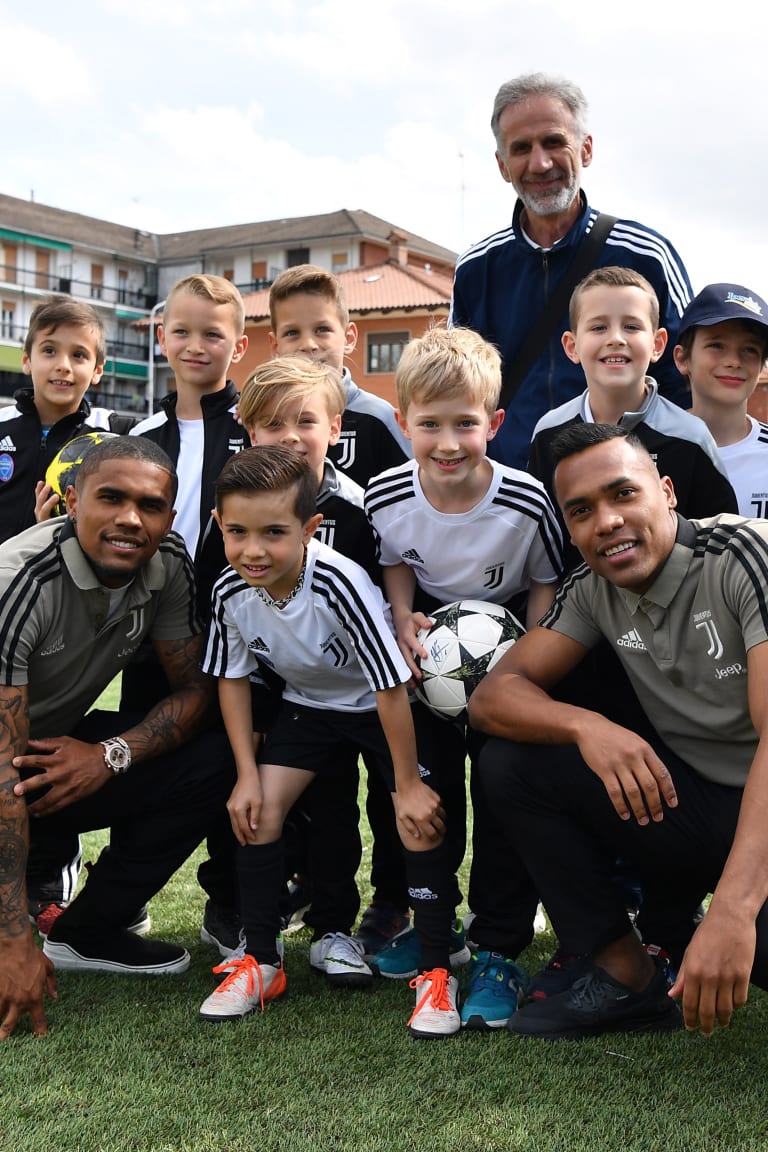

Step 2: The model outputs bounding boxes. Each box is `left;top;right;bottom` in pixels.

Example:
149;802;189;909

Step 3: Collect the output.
0;437;232;1038
469;422;768;1039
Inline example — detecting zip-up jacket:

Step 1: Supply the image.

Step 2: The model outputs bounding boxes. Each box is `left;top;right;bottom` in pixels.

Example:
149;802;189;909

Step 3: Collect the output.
0;387;135;543
528;378;738;572
130;380;250;617
450;193;692;469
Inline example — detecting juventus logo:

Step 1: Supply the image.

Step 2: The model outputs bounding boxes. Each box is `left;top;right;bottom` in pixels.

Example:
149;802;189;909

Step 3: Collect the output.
695;619;723;660
321;636;349;667
334;433;357;469
316;520;336;548
125;608;145;641
483;563;504;590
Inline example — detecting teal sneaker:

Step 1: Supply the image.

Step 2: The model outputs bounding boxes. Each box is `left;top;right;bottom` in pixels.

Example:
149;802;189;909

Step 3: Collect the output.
372;919;471;980
459;951;529;1030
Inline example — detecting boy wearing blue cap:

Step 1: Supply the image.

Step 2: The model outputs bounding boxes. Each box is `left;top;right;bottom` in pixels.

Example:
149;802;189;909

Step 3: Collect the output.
675;283;768;518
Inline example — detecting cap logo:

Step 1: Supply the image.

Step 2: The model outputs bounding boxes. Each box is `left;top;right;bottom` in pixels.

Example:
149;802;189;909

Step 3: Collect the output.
725;291;763;318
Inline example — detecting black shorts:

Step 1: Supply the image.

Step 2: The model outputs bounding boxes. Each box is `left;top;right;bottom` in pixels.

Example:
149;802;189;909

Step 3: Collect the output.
259;699;435;793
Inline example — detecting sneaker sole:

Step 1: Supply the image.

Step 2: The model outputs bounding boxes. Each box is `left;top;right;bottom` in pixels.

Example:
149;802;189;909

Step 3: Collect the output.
408;1020;461;1040
508;1004;683;1041
43;940;190;975
199;988;287;1022
310;965;374;988
460;1013;511;1031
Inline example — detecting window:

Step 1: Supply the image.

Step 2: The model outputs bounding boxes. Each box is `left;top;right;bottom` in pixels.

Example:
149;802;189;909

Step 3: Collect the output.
1;301;15;340
367;331;410;374
223;269;234;281
252;261;267;285
91;263;104;300
118;269;128;304
332;252;348;273
35;249;50;290
286;247;310;268
1;244;16;284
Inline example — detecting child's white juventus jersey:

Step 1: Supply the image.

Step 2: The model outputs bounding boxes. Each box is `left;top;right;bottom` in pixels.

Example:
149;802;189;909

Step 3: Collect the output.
204;538;410;712
717;417;768;519
364;459;563;604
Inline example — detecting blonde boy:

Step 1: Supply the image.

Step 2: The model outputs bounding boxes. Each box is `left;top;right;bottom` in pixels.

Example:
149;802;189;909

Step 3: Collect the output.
364;325;563;1030
529;267;737;568
130;274;251;955
674;282;768;518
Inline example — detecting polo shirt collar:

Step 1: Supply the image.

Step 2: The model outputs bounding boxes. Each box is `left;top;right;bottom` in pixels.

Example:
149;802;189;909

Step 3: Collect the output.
619;514;697;616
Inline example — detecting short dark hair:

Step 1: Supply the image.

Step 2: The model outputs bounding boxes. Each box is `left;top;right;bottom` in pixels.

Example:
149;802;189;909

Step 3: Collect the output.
24;295;106;364
215;445;319;523
550;422;648;468
76;435;178;500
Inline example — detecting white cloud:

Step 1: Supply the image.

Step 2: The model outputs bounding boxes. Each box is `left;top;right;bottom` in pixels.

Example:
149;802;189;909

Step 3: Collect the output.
0;18;92;104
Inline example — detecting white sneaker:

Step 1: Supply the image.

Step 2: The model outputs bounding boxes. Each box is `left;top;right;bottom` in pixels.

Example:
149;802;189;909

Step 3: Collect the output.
198;953;287;1021
408;968;460;1038
309;932;373;987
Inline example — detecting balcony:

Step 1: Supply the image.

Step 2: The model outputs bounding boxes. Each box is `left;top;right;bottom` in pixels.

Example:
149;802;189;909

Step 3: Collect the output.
0;264;157;310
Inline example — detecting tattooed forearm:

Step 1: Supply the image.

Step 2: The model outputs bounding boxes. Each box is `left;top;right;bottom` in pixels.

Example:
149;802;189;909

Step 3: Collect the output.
0;830;28;937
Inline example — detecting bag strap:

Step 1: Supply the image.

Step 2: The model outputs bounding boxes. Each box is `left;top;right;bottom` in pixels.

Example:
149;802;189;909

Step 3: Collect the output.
498;212;618;411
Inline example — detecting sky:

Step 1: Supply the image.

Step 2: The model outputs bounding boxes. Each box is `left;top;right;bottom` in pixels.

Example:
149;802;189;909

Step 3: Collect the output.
2;0;766;296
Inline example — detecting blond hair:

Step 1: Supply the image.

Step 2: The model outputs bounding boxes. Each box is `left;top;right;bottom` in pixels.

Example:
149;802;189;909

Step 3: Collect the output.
239;356;346;430
395;326;502;415
269;265;349;330
164;274;245;333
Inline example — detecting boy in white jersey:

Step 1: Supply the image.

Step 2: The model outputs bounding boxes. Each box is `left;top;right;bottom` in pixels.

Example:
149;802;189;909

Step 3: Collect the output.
364;326;563;1030
199;445;464;1038
675;282;768;518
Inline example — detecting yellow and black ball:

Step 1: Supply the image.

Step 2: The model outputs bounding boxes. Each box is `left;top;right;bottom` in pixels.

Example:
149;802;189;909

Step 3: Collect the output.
45;431;119;516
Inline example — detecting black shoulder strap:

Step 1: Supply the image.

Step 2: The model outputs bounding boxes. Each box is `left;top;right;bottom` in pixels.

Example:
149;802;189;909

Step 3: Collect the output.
499;212;618;411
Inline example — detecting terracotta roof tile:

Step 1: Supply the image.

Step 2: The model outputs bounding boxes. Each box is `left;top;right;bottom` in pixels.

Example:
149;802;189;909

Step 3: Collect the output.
242;260;453;321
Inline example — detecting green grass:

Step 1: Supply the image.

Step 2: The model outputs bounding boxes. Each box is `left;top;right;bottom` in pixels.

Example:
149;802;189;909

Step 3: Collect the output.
4;680;767;1151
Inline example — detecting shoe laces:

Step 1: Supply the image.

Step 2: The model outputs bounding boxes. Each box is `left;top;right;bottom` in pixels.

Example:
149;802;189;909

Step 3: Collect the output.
474;955;526;992
212;954;272;1011
569;971;614;1012
409;967;452;1021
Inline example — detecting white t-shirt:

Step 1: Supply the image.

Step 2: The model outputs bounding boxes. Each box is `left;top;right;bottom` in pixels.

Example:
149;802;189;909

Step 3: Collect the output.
204;538;410;713
174;419;206;557
717;417;768;518
364;459;562;605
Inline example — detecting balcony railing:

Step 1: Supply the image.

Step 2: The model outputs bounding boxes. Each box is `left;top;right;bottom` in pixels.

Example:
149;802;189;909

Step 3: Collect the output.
0;264;157;310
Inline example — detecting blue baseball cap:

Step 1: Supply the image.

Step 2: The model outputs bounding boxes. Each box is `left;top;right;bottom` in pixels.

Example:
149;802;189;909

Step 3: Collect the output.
679;282;768;340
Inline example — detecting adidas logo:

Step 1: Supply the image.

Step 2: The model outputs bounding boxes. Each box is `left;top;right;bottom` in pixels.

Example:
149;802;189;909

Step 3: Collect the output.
0;436;16;452
407;886;438;901
40;635;65;656
402;548;424;564
248;636;269;652
616;629;646;651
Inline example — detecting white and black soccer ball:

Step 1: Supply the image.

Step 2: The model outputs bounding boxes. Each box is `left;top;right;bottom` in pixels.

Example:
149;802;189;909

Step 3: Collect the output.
414;599;525;719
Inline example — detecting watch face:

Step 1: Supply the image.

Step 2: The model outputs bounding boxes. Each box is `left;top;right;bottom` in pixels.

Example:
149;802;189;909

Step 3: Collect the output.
104;742;130;770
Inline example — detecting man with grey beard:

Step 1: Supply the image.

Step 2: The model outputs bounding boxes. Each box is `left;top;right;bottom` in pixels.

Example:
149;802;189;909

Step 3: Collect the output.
450;72;692;470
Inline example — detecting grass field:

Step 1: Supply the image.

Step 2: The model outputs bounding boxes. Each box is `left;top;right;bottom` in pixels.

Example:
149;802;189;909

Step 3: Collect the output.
4;680;767;1152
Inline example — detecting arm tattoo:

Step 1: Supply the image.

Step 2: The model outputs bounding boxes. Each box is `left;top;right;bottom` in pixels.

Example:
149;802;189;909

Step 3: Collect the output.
0;685;30;937
123;634;214;762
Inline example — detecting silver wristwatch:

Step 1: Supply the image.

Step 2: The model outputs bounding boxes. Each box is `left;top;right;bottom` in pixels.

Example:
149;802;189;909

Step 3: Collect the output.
100;736;132;775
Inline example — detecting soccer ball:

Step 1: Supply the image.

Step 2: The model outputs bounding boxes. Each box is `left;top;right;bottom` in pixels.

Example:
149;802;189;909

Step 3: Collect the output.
414;599;525;719
44;430;119;516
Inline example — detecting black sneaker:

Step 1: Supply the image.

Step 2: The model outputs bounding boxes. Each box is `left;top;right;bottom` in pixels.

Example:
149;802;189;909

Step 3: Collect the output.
507;960;682;1040
200;899;242;957
527;948;590;1001
43;923;189;975
30;900;151;939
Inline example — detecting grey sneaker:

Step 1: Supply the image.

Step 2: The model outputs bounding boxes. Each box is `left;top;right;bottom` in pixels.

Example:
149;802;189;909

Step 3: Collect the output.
309;932;373;987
